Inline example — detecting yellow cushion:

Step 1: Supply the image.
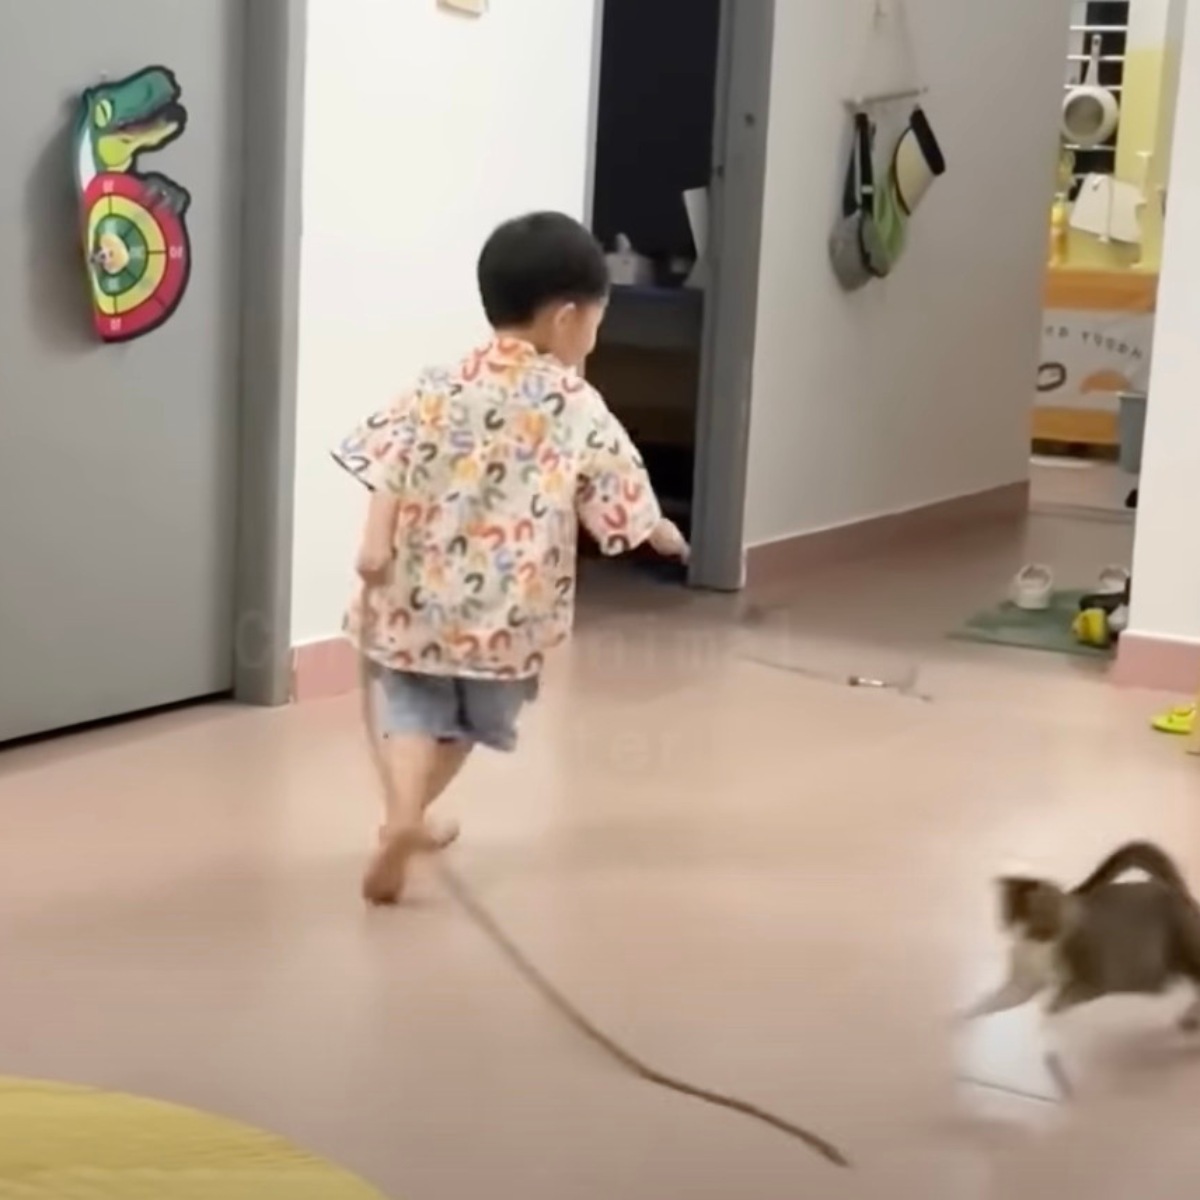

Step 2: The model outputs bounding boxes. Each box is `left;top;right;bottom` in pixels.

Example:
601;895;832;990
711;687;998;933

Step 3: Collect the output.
0;1078;387;1199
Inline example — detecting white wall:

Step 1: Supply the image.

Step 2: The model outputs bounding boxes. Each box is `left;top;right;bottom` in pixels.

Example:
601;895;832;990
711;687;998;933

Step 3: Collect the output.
1154;0;1189;179
1128;0;1200;641
1128;0;1172;49
291;0;598;644
743;0;1070;546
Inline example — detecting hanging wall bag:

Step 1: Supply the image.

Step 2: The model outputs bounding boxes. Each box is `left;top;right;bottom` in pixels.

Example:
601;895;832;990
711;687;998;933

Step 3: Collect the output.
829;111;888;290
891;105;946;216
873;105;946;274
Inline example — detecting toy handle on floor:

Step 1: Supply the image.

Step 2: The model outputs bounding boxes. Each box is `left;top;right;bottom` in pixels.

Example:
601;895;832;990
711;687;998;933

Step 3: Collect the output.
356;585;849;1168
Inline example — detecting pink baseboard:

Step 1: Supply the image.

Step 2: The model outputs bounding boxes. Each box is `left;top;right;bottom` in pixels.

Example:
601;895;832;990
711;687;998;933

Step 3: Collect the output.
1113;632;1200;694
744;481;1029;589
291;637;358;702
290;482;1031;703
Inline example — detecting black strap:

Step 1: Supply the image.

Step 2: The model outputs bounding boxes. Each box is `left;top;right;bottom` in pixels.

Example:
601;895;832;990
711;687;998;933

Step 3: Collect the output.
842;112;875;216
905;106;946;177
856;112;875;204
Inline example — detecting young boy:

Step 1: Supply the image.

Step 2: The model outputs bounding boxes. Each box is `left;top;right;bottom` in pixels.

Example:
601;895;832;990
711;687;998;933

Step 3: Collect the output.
332;212;687;905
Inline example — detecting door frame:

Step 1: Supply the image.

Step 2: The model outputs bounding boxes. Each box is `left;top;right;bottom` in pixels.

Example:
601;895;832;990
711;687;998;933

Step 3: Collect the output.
583;0;775;591
231;0;308;705
239;0;776;701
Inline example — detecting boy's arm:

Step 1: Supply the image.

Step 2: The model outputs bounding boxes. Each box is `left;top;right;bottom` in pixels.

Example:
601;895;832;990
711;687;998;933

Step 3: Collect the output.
356;490;401;585
575;390;687;558
331;391;420;583
331;391;419;495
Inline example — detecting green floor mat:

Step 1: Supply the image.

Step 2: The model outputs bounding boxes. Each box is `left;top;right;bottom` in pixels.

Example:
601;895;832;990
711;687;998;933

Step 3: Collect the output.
949;589;1113;659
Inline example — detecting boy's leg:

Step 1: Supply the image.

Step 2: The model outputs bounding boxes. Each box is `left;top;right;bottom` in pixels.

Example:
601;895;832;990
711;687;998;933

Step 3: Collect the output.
426;739;473;805
364;672;461;904
364;733;442;904
377;738;473;847
383;674;529;834
364;673;534;903
422;738;474;839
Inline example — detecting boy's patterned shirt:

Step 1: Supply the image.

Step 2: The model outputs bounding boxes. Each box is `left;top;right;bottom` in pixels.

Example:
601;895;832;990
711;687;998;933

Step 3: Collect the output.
333;338;661;678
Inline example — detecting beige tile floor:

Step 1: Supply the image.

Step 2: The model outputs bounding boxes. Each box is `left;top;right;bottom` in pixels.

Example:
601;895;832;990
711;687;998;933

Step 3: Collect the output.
2;511;1198;1198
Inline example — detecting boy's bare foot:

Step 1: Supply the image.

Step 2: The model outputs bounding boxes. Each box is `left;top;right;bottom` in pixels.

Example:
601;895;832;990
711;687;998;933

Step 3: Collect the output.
376;818;460;851
362;825;438;906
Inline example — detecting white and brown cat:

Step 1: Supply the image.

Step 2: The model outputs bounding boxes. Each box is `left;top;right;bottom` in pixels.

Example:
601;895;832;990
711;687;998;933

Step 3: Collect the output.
964;841;1200;1031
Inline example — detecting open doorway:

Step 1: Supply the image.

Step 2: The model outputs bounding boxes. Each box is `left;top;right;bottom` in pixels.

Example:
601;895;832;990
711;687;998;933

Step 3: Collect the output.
578;0;773;594
1030;0;1180;522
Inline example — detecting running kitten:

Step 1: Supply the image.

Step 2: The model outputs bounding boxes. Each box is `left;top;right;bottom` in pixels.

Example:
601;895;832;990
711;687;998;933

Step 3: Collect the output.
963;841;1200;1030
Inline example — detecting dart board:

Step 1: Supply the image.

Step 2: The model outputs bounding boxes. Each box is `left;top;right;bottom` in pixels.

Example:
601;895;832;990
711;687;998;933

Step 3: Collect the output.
83;172;191;343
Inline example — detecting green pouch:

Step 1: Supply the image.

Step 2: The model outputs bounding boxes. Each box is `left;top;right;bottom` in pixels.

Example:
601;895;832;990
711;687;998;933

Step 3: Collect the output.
873;163;907;273
873;106;946;274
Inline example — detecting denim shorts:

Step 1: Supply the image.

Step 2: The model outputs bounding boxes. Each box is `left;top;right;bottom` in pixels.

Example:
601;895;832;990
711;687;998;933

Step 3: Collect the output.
374;668;539;752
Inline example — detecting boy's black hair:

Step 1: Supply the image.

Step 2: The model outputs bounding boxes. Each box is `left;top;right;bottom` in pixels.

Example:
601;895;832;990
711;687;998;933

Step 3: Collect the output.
477;212;610;328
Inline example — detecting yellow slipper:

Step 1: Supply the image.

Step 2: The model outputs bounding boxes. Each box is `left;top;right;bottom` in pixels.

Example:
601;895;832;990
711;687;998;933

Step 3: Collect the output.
1072;608;1111;648
1152;703;1196;735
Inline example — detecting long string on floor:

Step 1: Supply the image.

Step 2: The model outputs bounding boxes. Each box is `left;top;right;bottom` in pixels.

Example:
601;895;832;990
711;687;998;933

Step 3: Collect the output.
357;587;853;1170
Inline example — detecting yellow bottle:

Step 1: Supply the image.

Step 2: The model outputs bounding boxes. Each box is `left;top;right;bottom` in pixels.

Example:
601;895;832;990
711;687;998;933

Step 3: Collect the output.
1049;194;1070;267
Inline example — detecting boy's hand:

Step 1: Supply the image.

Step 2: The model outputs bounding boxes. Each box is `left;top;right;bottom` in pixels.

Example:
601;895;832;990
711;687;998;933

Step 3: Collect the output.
356;542;394;586
357;492;401;587
648;519;689;562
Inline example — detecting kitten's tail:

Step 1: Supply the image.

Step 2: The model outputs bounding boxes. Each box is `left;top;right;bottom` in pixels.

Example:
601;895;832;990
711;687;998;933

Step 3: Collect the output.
1074;841;1191;895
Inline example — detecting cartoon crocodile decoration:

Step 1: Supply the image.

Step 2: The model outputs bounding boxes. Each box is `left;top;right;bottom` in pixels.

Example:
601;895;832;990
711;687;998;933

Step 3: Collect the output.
74;66;193;343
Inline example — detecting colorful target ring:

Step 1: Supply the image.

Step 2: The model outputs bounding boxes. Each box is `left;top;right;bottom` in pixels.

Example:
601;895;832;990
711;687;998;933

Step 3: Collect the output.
83;172;190;343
